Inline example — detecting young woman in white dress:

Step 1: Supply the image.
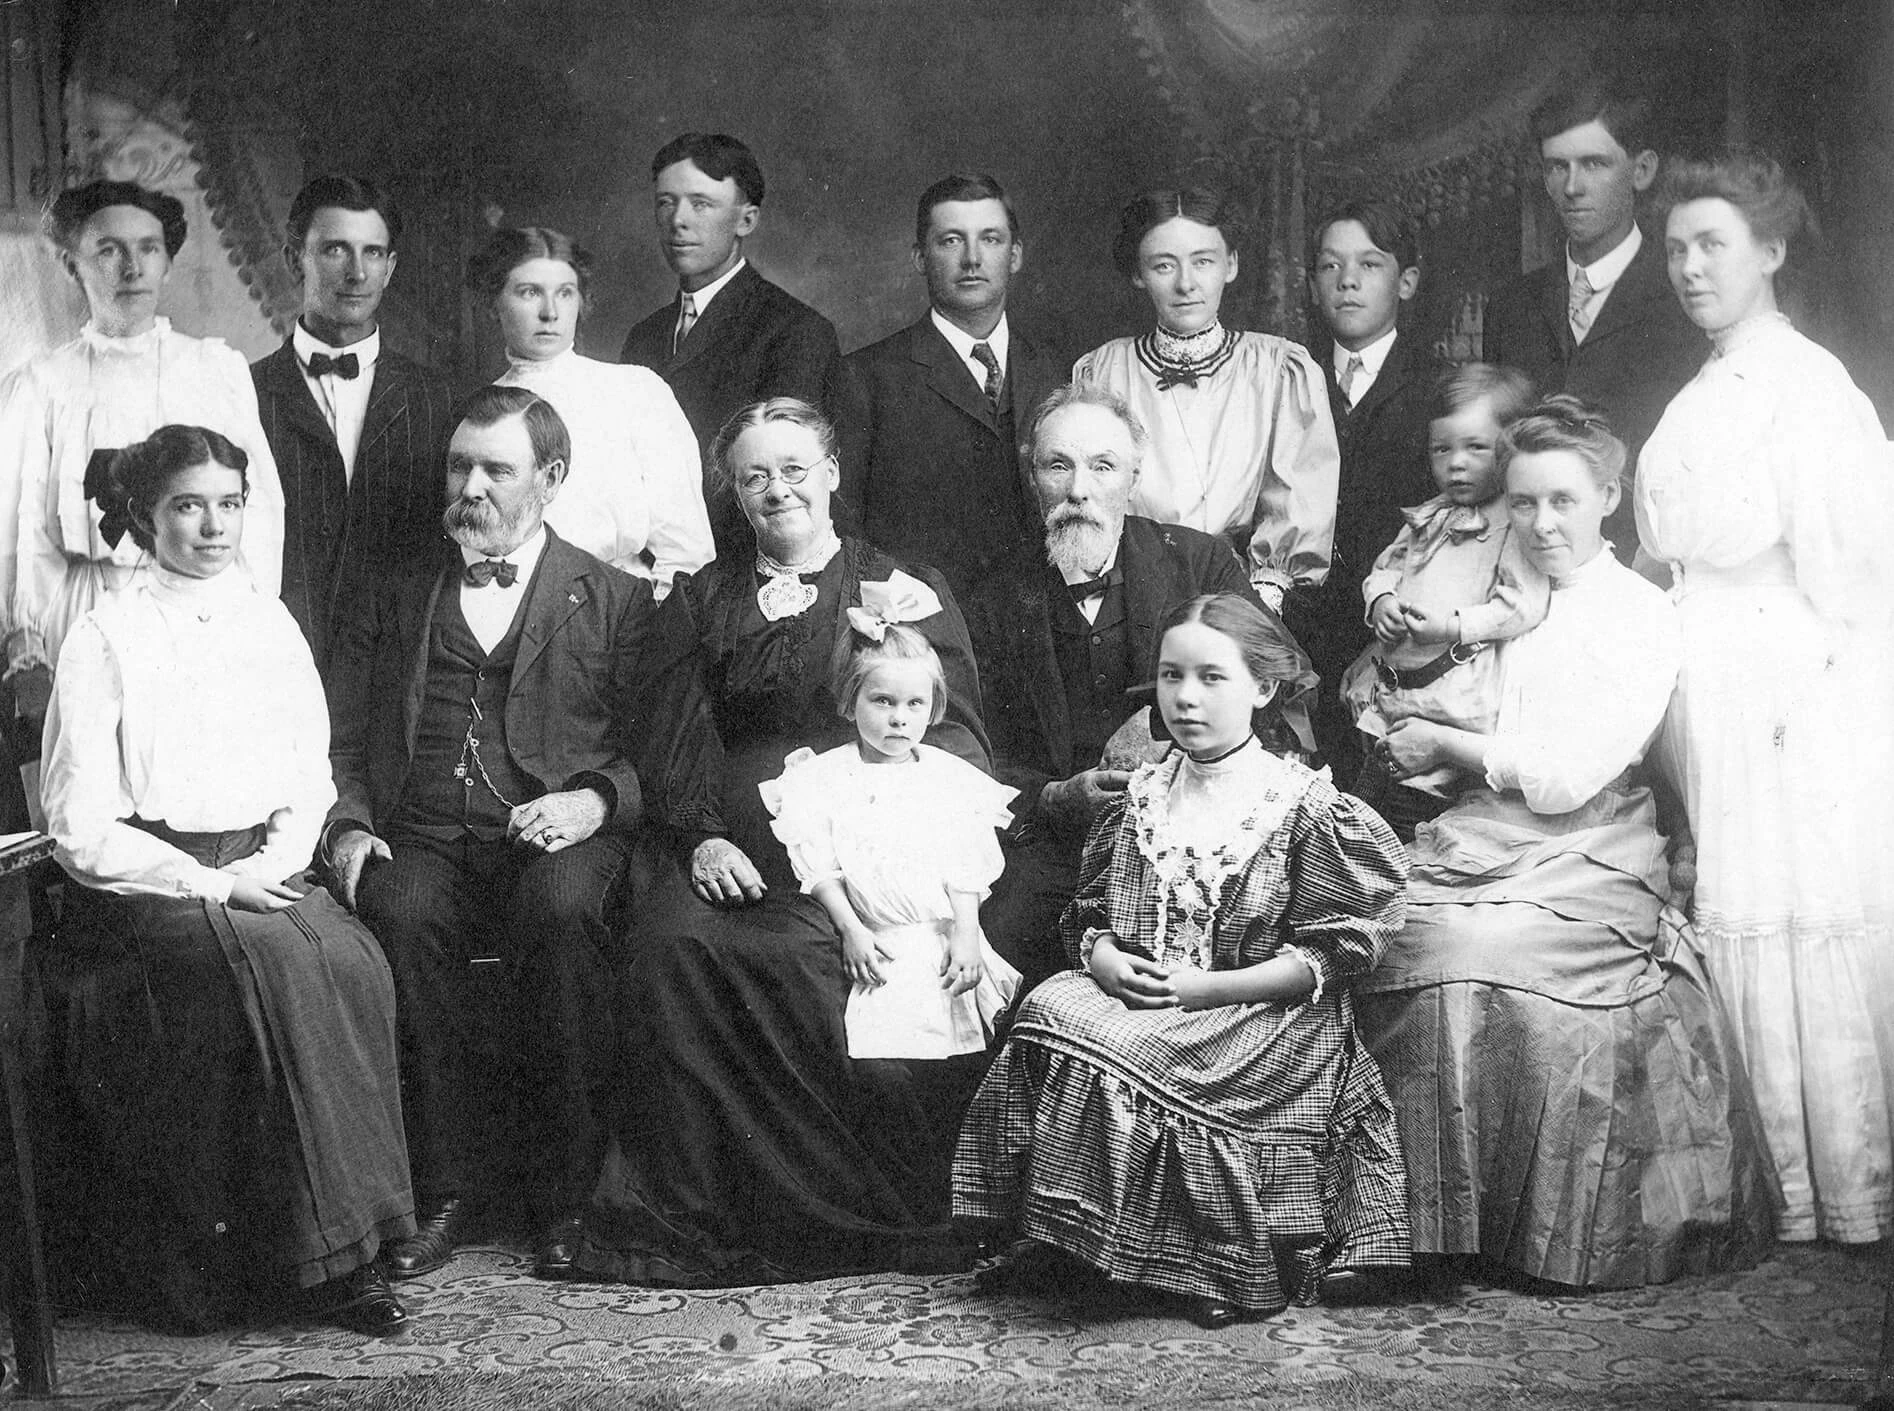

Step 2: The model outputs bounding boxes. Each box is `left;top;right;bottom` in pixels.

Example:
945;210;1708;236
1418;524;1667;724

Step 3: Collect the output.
1637;149;1894;1244
470;226;713;595
1072;187;1340;614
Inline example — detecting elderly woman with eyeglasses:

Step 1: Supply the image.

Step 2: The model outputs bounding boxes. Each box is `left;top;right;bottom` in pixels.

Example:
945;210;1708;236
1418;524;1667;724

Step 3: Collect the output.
570;395;995;1288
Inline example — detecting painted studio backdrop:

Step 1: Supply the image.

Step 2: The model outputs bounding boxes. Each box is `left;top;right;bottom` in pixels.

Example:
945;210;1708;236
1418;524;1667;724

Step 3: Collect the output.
5;0;1893;415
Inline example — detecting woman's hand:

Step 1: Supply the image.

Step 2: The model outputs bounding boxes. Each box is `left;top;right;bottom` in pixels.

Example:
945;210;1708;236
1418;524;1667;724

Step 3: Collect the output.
940;926;984;997
1381;718;1449;778
1367;594;1408;645
1087;933;1177;1010
1167;968;1224;1011
227;877;303;914
690;838;767;906
842;926;892;987
1400;603;1459;646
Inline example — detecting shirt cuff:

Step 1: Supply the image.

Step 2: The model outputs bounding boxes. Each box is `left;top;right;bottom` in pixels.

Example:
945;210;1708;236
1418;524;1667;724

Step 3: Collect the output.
1283;944;1328;1005
1482;739;1522;794
190;863;235;905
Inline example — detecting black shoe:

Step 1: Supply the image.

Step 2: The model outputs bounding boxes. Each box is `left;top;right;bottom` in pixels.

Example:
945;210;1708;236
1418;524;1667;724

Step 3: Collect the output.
533;1214;586;1280
1321;1264;1398;1306
315;1263;409;1336
1181;1295;1241;1330
385;1197;470;1279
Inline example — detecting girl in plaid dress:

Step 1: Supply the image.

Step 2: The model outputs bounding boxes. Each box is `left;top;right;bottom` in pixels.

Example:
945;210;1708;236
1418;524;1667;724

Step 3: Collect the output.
954;593;1411;1326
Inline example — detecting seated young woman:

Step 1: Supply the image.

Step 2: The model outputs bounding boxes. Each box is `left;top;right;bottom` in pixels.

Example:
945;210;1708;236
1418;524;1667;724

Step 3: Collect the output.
35;425;413;1333
954;592;1411;1328
1354;397;1777;1288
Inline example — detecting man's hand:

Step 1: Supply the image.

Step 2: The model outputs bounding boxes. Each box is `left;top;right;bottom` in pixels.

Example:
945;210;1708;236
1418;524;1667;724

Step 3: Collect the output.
1041;769;1131;832
1368;594;1408;645
690;837;767;907
328;828;392;912
507;788;608;854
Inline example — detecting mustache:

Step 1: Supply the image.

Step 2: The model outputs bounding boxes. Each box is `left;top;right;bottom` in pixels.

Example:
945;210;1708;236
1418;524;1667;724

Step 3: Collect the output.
443;499;500;533
1046;504;1108;533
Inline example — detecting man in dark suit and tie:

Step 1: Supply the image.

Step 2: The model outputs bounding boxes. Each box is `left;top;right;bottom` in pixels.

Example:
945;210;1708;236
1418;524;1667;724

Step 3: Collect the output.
967;384;1258;983
252;175;456;678
1482;79;1702;558
838;173;1064;601
324;386;710;1284
620;132;842;553
1299;198;1446;779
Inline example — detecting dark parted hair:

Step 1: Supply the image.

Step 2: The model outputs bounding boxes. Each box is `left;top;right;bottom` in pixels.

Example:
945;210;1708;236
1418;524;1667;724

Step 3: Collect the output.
97;424;250;555
1312;197;1420;272
1529;75;1657;157
830;622;948;726
464;226;594;303
49;180;187;259
1111;187;1241;280
914;172;1019;246
452;385;572;473
1501;394;1627;491
652;133;765;206
1426;362;1536;427
286;174;403;252
1151;593;1319;757
1656;147;1812;249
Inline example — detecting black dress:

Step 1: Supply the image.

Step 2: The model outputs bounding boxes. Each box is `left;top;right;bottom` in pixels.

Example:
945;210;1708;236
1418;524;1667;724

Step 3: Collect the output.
575;538;994;1285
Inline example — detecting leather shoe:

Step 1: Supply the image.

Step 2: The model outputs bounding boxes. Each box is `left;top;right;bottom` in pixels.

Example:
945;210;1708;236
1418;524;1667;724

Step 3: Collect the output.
385;1197;470;1279
533;1214;586;1280
1181;1295;1240;1330
315;1263;408;1336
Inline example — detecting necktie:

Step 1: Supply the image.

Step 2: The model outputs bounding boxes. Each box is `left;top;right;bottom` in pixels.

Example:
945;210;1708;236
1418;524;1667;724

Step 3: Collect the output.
1066;566;1121;601
674;292;698;356
1339;354;1364;403
1568;266;1596;342
307;350;360;379
970;341;1003;412
464;559;518;588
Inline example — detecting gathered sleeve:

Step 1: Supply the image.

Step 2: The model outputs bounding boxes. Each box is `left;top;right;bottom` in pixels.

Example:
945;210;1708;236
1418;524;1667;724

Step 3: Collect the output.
42;621;235;901
1481;570;1681;814
0;364;52;672
1457;528;1551;645
221;611;333;884
762;747;845;892
933;751;1017;896
1359;526;1416;613
1279;784;1409;993
1245;342;1340;594
209;343;286;600
1057;791;1133;967
1775;360;1894;632
623;368;714;596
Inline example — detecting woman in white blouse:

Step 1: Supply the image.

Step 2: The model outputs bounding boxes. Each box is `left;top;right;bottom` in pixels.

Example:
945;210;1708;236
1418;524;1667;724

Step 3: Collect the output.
1072;187;1340;613
1355;398;1774;1289
470;227;713;594
1637;151;1894;1246
39;424;412;1334
0;181;284;717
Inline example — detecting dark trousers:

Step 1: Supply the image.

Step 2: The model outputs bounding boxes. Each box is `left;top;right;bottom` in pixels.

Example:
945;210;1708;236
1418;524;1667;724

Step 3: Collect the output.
980;830;1083;991
355;830;632;1213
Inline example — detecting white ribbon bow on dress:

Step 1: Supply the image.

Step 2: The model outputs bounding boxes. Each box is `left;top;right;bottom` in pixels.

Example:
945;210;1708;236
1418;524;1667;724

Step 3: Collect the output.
844;571;943;641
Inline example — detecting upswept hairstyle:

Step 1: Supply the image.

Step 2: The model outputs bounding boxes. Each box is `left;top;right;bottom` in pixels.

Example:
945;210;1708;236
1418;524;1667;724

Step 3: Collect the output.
708;396;838;498
914;172;1019;246
93;424;250;555
464;226;594;303
652;133;765;206
451;385;572;474
1150;593;1319;757
1111;187;1241;280
49;179;187;259
1019;382;1150;465
1311;197;1420;272
286;174;402;252
1501;394;1627;490
1529;75;1658;157
1427;362;1536;429
830;622;947;727
1655;147;1812;249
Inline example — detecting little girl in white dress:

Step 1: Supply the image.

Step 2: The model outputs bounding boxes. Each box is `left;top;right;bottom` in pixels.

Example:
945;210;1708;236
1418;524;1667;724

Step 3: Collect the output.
762;593;1021;1059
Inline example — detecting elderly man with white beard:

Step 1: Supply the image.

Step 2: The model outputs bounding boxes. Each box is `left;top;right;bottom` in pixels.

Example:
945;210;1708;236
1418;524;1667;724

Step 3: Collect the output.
966;383;1265;985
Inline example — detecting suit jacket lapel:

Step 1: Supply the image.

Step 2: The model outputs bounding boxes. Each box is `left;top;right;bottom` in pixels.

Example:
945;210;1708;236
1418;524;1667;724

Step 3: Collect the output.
356;353;412;462
1582;234;1669;349
401;555;453;759
668;263;756;375
912;319;998;433
511;531;590;685
1019;575;1073;771
1537;264;1576;359
261;342;337;449
1348;331;1414;425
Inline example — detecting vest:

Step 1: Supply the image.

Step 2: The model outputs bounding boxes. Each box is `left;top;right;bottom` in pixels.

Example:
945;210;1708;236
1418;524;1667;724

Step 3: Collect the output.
1048;569;1134;771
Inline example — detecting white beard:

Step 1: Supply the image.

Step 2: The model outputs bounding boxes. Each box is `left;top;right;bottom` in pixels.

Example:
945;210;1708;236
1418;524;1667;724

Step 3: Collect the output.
1044;514;1116;578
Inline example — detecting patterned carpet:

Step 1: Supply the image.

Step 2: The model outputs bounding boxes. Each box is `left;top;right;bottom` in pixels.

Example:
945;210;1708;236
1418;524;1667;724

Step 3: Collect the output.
20;1239;1885;1409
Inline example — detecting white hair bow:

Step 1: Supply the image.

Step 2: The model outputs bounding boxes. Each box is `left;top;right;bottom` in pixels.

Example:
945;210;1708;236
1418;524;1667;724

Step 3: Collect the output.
844;570;943;641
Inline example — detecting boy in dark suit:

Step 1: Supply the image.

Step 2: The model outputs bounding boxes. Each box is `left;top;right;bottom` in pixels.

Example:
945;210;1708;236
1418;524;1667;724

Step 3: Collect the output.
252;175;456;678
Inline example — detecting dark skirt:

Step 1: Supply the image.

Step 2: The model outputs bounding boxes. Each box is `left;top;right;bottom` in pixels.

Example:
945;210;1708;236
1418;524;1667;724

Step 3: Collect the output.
36;824;414;1306
575;761;988;1287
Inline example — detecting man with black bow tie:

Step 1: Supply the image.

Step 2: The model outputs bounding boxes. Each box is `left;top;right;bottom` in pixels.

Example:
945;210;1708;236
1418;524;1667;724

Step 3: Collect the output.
322;386;712;1283
965;384;1259;984
252;175;455;679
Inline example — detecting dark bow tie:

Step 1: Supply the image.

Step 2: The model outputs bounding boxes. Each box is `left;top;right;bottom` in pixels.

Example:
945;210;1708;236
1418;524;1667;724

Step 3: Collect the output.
464;558;518;588
1153;367;1199;391
1066;567;1122;601
307;350;360;379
